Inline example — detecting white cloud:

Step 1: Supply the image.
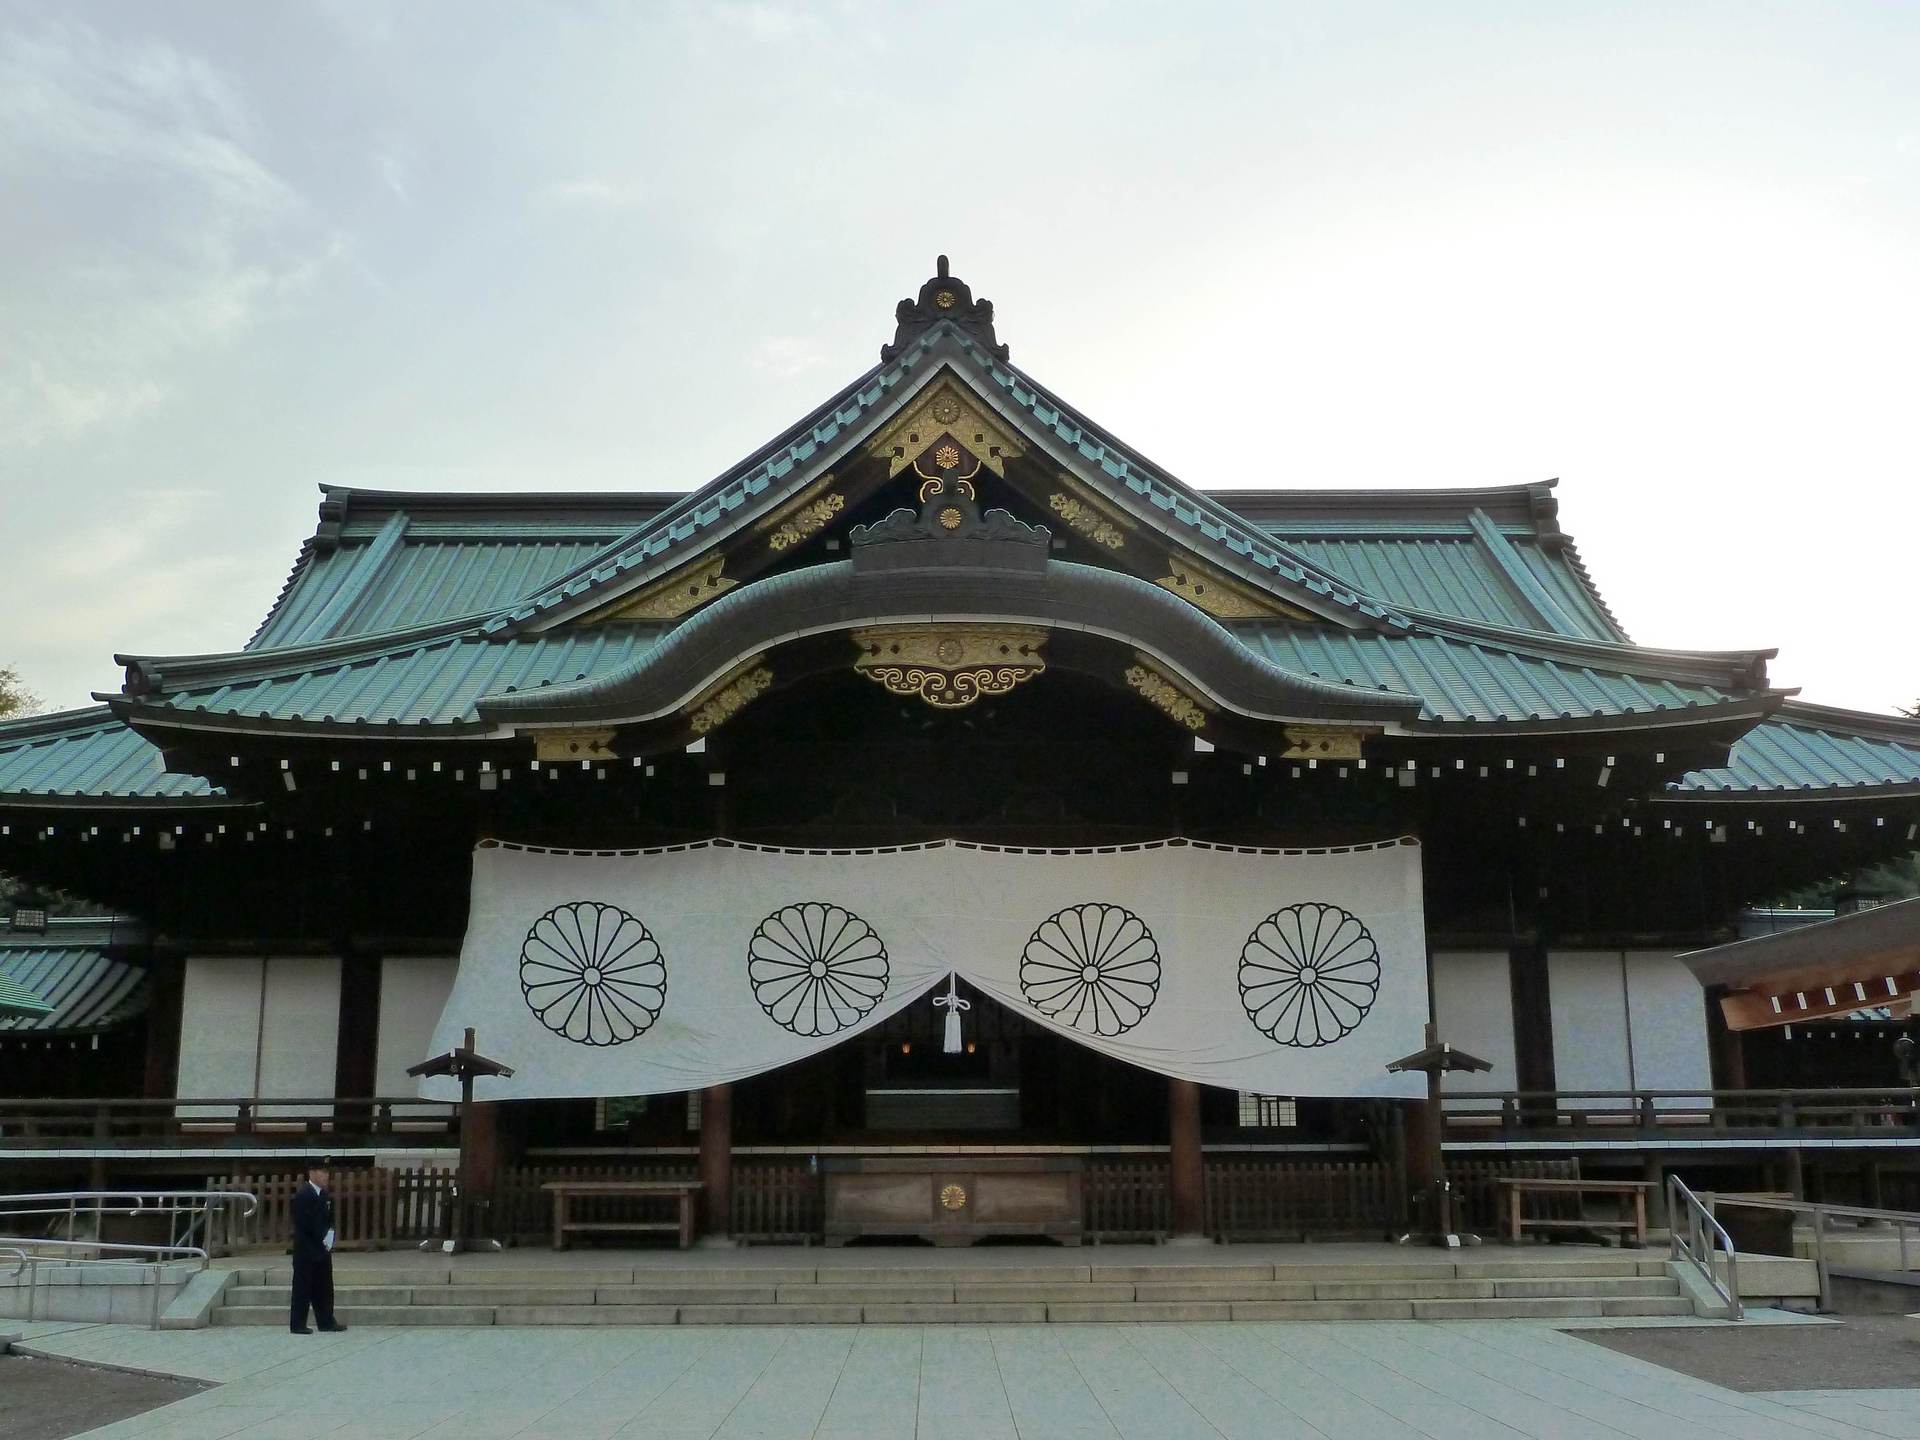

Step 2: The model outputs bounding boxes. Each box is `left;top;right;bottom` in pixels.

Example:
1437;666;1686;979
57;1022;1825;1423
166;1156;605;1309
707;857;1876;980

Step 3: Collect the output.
0;18;339;450
537;175;646;211
748;335;831;378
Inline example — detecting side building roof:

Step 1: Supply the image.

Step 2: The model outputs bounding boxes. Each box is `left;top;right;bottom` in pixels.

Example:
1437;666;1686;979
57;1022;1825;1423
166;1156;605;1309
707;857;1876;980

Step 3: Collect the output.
0;915;151;1037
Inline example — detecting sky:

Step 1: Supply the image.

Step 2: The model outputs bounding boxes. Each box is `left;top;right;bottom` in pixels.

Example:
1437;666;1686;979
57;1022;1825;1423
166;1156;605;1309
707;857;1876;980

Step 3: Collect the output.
1;1;1916;716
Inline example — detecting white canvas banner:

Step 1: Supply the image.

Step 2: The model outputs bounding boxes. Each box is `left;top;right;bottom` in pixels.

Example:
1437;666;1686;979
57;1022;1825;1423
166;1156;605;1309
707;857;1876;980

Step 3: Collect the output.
421;838;1428;1101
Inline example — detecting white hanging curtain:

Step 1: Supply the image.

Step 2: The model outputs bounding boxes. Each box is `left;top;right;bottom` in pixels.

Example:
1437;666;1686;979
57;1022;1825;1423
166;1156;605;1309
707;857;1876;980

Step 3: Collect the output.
419;837;1429;1101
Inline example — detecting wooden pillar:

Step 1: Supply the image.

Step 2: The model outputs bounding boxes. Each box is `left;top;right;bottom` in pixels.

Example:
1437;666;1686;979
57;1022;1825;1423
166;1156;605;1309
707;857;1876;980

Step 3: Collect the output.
1168;1077;1206;1241
698;1083;734;1245
1508;940;1556;1097
141;954;184;1099
1705;987;1747;1091
1782;1146;1806;1201
333;951;382;1110
463;1102;500;1201
1403;1097;1439;1193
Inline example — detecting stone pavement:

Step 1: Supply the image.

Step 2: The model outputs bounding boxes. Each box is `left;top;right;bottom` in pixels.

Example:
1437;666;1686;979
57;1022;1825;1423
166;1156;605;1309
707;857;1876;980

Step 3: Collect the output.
8;1312;1914;1439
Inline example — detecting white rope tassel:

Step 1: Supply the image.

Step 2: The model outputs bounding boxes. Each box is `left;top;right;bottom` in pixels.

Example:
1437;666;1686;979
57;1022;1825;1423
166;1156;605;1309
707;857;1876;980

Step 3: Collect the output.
933;973;971;1054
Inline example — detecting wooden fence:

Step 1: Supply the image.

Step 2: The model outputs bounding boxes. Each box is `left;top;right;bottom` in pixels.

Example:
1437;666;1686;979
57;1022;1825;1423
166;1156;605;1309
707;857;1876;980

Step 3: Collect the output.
1207;1160;1401;1240
1085;1159;1169;1241
213;1155;1580;1249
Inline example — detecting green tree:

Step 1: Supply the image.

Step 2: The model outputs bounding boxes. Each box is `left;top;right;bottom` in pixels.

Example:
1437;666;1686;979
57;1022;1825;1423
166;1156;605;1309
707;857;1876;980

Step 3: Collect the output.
0;665;40;720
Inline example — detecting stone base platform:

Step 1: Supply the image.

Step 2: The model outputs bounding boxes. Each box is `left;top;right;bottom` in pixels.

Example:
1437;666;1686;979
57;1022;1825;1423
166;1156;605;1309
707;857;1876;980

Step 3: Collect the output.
209;1242;1697;1326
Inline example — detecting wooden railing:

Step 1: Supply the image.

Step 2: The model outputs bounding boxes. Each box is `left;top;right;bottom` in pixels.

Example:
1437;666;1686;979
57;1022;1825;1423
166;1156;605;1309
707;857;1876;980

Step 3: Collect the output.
168;1155;1589;1249
0;1097;459;1150
1443;1088;1920;1138
1205;1160;1401;1240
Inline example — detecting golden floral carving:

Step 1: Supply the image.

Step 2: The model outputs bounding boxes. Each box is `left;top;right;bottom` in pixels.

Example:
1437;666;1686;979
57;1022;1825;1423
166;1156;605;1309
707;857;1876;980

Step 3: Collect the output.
940;1183;967;1210
1125;664;1208;731
687;664;774;734
1048;492;1127;549
767;494;844;551
866;381;1024;478
853;625;1047;710
933;443;962;469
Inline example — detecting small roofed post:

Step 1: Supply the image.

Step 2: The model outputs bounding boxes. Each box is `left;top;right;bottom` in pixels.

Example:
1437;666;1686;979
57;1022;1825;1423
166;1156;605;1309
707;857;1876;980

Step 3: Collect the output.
406;1026;515;1253
1387;1022;1493;1248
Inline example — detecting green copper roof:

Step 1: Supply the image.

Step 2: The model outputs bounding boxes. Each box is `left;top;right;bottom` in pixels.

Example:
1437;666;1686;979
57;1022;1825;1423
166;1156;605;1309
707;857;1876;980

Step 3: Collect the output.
250;491;671;651
0;707;224;805
0;972;52;1017
1672;707;1920;797
1235;625;1744;726
146;625;663;729
0;919;149;1033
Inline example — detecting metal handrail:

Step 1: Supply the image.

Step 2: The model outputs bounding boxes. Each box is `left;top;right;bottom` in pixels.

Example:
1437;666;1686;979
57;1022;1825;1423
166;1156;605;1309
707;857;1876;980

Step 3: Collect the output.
0;1189;256;1259
1668;1175;1742;1320
0;1237;210;1331
1701;1192;1920;1313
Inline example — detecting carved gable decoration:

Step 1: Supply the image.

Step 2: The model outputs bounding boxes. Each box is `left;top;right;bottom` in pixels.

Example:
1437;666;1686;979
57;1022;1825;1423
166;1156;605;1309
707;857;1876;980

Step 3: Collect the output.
866;380;1024;481
850;470;1050;575
881;255;1009;362
853;625;1047;710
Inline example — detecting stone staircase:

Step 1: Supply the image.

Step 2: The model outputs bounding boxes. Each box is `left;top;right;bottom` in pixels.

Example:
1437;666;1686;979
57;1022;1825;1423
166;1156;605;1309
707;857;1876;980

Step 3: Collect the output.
211;1253;1695;1326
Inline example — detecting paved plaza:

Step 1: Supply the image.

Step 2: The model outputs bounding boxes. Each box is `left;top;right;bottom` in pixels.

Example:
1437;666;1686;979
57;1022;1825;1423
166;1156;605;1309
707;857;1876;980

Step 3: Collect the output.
10;1312;1918;1440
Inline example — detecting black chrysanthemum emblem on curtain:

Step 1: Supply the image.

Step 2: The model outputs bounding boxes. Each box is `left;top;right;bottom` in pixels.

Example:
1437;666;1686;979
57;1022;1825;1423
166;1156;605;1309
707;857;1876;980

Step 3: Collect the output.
749;903;890;1037
519;901;667;1047
1019;902;1161;1037
1239;903;1380;1048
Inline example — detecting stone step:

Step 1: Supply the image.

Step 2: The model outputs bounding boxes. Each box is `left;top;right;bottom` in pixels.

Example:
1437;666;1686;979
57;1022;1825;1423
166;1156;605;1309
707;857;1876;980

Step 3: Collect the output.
1133;1281;1316;1303
212;1305;493;1327
497;1305;677;1326
776;1283;956;1305
596;1285;779;1306
413;1287;597;1307
225;1285;412;1307
1229;1300;1417;1321
955;1282;1137;1305
1491;1276;1679;1299
1412;1296;1605;1320
864;1303;1047;1324
678;1304;863;1325
1049;1301;1234;1323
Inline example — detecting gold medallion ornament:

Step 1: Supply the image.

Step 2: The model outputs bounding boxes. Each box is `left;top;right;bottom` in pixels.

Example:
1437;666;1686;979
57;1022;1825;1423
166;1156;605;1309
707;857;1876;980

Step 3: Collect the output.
687;663;774;735
934;290;957;309
1124;663;1209;731
940;1183;968;1211
1048;492;1126;549
852;625;1047;710
767;494;844;551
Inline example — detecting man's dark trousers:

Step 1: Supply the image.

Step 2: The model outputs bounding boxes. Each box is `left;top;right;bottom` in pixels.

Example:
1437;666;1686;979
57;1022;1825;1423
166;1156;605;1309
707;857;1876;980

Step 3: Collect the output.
289;1183;338;1331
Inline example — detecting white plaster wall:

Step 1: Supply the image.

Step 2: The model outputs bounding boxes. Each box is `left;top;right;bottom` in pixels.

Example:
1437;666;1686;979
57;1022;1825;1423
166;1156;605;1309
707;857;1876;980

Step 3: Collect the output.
256;957;342;1113
175;957;265;1101
1431;950;1517;1106
1624;950;1713;1096
375;956;459;1105
1547;950;1633;1100
176;956;340;1112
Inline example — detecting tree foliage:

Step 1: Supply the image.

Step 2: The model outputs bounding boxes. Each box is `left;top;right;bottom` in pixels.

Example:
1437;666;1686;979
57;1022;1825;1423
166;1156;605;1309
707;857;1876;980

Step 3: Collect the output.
0;665;40;720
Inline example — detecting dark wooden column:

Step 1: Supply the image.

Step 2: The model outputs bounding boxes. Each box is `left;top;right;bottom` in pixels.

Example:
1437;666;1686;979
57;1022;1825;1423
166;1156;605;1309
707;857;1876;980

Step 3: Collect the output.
698;1083;735;1244
141;953;185;1098
1167;1077;1206;1241
1508;940;1556;1096
1705;986;1747;1090
333;951;382;1106
464;1101;500;1199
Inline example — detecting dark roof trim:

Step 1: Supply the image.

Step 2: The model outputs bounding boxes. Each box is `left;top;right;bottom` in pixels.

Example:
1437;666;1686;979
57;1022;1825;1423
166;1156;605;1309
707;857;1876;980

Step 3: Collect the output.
1680;897;1920;990
479;556;1428;730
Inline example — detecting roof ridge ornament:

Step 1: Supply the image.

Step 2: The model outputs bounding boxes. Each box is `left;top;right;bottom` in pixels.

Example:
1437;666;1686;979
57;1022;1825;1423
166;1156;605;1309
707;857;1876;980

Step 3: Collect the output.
882;255;1008;362
849;471;1050;575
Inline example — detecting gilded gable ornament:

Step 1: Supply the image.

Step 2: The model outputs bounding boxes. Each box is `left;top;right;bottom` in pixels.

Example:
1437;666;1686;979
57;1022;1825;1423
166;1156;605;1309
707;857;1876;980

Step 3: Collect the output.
1157;556;1301;620
767;494;844;551
866;380;1024;481
582;556;734;624
1124;663;1209;731
1049;492;1127;550
852;625;1047;710
687;662;774;734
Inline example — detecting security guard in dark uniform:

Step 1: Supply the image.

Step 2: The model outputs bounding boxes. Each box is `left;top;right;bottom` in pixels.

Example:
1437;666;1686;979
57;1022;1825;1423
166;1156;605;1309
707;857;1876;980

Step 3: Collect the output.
289;1159;348;1334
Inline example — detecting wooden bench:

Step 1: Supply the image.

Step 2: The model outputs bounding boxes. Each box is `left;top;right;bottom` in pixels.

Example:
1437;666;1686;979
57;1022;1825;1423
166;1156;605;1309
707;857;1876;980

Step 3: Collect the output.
541;1180;703;1251
1496;1177;1652;1246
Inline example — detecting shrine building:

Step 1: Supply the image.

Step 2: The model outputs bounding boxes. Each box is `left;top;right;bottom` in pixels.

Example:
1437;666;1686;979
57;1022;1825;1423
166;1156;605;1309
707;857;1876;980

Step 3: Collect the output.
3;258;1919;1244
